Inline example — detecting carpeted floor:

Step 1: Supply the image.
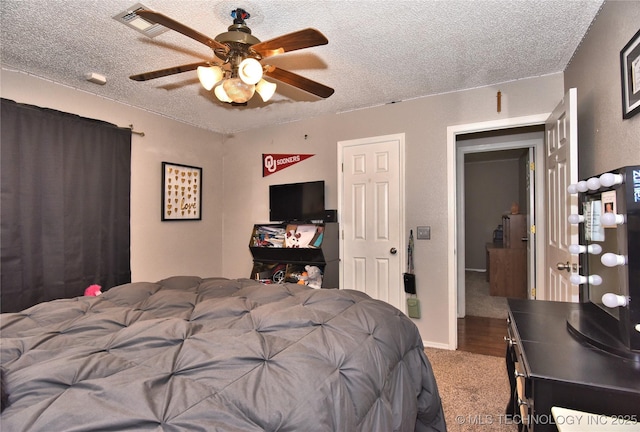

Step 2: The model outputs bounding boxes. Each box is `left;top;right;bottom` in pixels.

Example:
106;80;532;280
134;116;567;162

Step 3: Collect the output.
465;270;508;319
425;347;517;432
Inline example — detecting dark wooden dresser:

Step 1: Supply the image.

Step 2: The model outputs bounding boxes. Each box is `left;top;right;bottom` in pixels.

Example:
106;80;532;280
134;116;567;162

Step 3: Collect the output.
505;298;640;431
486;214;528;299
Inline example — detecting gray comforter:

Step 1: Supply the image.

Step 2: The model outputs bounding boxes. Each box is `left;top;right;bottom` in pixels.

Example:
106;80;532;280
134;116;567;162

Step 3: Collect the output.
0;277;446;431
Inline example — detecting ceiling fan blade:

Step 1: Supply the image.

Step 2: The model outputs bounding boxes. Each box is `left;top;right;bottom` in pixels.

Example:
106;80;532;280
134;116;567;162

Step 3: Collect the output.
136;10;228;53
130;61;210;81
252;28;328;58
264;66;334;98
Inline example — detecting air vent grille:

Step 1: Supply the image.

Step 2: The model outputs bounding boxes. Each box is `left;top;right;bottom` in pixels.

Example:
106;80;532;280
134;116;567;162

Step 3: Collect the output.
113;3;169;38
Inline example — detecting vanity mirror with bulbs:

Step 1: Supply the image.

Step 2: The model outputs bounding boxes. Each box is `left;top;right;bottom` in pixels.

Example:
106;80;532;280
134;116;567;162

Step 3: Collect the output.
567;165;640;358
504;166;639;430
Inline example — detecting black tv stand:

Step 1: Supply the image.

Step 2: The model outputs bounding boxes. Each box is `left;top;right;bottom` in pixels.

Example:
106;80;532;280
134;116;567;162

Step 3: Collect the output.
248;222;339;288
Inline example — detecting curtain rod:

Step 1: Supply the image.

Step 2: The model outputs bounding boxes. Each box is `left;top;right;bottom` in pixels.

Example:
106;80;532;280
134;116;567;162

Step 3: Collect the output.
127;124;145;137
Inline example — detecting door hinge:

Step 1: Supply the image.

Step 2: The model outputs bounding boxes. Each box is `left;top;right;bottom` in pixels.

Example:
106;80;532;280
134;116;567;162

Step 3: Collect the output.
531;287;536;298
341;163;344;172
529;161;535;171
530;225;536;234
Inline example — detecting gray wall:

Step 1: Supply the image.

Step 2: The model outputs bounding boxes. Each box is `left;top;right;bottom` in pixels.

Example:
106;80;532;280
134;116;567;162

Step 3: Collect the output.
564;0;640;177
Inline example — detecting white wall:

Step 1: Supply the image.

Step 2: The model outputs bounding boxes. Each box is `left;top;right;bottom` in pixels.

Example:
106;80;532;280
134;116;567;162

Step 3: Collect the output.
222;73;565;346
1;69;225;281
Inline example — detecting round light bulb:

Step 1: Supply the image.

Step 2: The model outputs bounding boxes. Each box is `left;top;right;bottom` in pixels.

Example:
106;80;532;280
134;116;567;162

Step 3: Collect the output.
601;212;625;226
568;244;585;254
601;253;626;267
576;181;589;192
599;173;623;187
238;58;263;85
570;274;584;285
568;244;603;255
586;177;601;190
602;293;628;308
588;244;602;255
590;274;603;286
567;184;579;194
568;214;584;224
570;274;602;285
223;78;255;103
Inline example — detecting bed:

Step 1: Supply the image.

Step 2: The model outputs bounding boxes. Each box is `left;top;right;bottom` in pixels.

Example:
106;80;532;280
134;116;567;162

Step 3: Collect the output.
0;276;446;431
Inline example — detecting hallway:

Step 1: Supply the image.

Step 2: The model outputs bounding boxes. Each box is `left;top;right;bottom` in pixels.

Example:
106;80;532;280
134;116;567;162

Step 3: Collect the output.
459;270;508;357
458;315;507;357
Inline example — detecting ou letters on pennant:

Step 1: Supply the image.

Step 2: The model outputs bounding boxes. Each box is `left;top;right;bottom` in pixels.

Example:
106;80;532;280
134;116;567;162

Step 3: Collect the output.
263;153;314;177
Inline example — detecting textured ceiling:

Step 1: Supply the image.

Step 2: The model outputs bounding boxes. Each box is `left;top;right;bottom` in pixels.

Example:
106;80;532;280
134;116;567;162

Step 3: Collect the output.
1;0;604;134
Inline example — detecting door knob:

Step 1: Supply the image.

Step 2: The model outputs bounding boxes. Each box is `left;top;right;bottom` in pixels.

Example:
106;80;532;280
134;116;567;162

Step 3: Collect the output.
556;262;571;272
390;248;397;255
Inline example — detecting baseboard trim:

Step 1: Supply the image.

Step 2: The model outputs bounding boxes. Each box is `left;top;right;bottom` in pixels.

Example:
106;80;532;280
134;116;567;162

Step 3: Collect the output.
423;340;453;350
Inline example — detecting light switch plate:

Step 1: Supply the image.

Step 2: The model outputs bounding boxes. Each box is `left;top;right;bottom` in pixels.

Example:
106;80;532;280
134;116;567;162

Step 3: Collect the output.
417;226;431;240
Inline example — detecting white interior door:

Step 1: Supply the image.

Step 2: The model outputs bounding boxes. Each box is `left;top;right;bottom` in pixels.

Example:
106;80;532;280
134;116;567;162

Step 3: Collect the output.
526;147;536;298
339;134;405;311
544;88;579;302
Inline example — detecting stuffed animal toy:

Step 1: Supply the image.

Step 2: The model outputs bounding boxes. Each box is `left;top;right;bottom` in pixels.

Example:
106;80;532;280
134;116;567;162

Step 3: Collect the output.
300;265;323;289
297;271;308;285
84;284;102;296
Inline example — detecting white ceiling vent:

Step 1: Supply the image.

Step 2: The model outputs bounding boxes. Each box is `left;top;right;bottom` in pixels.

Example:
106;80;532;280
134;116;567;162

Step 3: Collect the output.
113;3;169;38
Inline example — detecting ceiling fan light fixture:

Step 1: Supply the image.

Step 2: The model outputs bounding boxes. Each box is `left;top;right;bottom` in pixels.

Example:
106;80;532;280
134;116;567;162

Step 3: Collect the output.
238;58;263;85
222;77;255;103
255;79;277;102
197;66;223;91
128;9;334;103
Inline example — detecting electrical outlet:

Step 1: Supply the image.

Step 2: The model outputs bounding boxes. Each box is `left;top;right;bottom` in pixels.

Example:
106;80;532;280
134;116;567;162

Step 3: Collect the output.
417;226;431;240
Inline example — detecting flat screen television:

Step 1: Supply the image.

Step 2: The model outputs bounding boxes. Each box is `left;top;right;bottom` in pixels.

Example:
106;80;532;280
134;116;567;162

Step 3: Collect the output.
269;180;325;222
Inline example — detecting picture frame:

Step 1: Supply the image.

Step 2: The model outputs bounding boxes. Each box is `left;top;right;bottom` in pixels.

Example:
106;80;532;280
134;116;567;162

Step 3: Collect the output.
620;29;640;119
161;162;202;221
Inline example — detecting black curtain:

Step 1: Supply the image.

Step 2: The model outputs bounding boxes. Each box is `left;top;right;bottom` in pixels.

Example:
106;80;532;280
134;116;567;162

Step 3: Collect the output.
1;99;131;313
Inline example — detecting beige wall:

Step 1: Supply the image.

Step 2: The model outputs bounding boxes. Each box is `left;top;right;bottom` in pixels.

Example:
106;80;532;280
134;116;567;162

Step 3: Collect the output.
564;0;640;177
3;0;634;347
222;74;565;346
0;69;225;281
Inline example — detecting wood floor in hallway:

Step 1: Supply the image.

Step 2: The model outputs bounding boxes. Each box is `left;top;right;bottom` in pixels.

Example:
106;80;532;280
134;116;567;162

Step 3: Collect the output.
457;315;508;357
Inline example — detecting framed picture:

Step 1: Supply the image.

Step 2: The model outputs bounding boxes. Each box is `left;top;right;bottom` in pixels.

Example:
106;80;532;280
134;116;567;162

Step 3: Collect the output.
161;162;202;221
620;29;640;119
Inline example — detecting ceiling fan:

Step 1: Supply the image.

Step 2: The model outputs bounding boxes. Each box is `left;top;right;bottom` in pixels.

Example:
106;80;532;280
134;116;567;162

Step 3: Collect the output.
129;7;334;105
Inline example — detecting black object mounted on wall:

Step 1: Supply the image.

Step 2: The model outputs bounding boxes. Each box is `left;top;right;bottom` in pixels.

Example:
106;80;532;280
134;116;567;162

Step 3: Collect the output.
403;273;416;294
322;209;338;222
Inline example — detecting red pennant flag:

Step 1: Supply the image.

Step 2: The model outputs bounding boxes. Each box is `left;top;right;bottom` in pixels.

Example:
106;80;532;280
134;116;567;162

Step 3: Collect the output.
263;153;315;177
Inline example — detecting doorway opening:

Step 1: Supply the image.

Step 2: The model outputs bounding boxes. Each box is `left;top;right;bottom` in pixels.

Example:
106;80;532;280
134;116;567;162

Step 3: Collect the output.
457;126;544;319
447;114;549;350
456;127;544;356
